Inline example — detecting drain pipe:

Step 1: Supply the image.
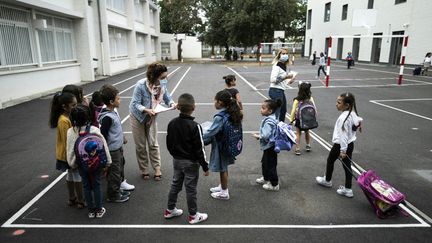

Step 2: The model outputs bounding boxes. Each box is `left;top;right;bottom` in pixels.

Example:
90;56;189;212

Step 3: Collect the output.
96;0;106;76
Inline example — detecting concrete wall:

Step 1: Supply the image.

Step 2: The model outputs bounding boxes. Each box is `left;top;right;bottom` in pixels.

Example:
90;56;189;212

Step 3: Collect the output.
159;33;202;60
305;0;432;65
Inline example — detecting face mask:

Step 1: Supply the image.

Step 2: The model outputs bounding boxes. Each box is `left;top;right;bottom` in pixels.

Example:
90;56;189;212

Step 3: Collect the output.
160;78;167;85
280;54;289;62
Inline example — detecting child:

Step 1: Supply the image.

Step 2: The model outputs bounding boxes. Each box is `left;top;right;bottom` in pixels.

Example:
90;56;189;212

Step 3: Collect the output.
317;52;327;78
253;99;282;191
67;105;112;218
203;90;243;200
316;92;363;198
223;75;243;110
90;91;104;127
99;84;131;203
165;93;209;224
49;91;85;208
289;82;316;155
62;84;89;106
346;52;354;69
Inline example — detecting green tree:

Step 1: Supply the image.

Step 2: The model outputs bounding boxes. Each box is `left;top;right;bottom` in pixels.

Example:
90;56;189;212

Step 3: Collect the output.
160;0;202;60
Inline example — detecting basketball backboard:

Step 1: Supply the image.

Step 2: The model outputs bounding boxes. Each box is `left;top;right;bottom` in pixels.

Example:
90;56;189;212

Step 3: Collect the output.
352;9;377;28
274;31;285;40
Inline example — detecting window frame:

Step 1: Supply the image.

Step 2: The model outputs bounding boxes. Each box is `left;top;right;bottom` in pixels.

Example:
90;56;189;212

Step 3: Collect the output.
341;4;348;21
395;0;407;4
307;9;312;29
367;0;374;9
324;2;331;22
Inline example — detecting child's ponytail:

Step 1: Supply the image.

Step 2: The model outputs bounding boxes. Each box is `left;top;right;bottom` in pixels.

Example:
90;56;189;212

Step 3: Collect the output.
49;92;75;128
223;75;236;86
215;90;243;125
340;92;359;131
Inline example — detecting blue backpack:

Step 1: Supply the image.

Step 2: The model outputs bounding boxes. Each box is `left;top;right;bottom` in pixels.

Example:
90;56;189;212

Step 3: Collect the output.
269;120;296;153
215;111;243;157
74;125;108;172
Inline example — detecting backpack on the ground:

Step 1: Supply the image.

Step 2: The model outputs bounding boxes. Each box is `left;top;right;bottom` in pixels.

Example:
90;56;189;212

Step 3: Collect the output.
296;100;318;130
270;120;296;153
413;66;422;75
74;125;108;172
216;112;243;157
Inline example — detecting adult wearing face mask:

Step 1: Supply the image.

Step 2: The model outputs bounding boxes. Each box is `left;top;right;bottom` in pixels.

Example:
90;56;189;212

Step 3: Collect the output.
129;62;176;181
269;47;296;122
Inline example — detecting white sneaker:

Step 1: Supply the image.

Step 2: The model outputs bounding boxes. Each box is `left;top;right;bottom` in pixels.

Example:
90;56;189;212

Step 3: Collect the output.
316;176;333;187
120;180;135;191
336;186;353;198
209;184;222;193
210;190;230;200
255;177;267;185
164;207;183;219
188;212;208;224
262;182;280;191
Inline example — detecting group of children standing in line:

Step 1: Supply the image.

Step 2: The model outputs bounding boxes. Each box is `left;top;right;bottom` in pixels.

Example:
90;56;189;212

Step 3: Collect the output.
49;59;363;224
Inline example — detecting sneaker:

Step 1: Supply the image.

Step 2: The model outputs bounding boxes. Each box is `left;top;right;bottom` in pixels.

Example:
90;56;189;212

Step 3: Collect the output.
295;149;301;156
95;207;106;218
88;211;96;219
262;182;280;191
120;190;131;197
316;176;333;188
209;184;222;193
188;212;208;224
164;207;183;219
120;180;135;191
306;145;311;152
336;186;354;198
107;194;129;203
210;190;230;200
256;177;267;185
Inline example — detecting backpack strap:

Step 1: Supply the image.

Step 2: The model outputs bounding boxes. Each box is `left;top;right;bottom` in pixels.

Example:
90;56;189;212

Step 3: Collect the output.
85;124;91;134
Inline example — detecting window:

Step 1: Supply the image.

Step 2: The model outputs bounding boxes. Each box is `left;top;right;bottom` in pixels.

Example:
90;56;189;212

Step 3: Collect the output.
324;2;331;22
107;0;125;13
395;0;407;4
368;0;374;9
36;14;75;62
134;0;144;22
151;38;156;55
149;8;155;27
109;27;128;59
161;42;170;57
0;5;34;66
341;4;348;21
136;33;145;57
307;9;312;29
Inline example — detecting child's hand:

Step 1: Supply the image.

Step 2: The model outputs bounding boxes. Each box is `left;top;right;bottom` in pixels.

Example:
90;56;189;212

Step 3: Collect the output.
170;103;177;109
123;135;128;144
252;133;260;140
204;170;210;176
339;152;347;159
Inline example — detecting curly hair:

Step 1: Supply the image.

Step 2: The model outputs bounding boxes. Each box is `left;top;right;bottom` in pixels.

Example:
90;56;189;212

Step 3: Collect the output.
146;62;168;85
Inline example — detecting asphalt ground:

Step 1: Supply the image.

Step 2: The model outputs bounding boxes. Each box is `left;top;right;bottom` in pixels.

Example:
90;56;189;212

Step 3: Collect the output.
1;59;431;242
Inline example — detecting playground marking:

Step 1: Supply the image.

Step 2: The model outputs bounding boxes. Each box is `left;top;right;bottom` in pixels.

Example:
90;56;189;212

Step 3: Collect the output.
370;98;432;121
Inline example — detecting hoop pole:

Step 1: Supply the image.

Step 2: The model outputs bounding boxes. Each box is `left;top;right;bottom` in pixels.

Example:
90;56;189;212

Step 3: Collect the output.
325;36;332;87
259;43;262;66
398;36;409;85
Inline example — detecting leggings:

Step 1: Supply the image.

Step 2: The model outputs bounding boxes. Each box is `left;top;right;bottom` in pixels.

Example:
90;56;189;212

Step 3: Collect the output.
325;142;354;189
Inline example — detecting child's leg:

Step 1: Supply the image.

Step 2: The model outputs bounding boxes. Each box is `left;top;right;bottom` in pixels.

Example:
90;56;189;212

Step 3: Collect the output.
184;162;199;215
341;142;354;189
305;130;311;146
79;169;94;211
266;148;278;186
295;127;301;151
66;178;76;204
325;144;340;181
220;171;228;190
107;149;123;199
261;151;269;181
167;160;185;210
93;168;103;210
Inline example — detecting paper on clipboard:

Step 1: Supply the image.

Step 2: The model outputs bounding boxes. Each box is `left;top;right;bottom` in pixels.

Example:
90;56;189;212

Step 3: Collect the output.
288;71;298;79
154;104;175;113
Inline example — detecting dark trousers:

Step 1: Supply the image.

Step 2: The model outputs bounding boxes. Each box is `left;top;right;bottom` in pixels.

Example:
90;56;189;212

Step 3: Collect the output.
318;65;327;76
347;60;353;69
261;147;278;186
79;167;103;211
269;88;287;122
325;142;354;189
107;148;125;199
167;159;199;215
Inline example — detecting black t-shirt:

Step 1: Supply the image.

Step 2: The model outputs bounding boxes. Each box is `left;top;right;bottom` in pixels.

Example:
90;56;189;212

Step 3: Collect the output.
225;88;239;99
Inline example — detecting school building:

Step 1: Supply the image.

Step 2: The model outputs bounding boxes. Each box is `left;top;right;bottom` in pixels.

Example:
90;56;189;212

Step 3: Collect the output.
304;0;432;66
0;0;161;109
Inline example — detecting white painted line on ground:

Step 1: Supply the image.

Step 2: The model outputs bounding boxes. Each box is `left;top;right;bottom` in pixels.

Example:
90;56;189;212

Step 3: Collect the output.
332;64;432;81
195;102;262;105
370;98;432;102
170;66;191;94
1;172;67;228
2;223;429;229
243;66;248;69
123;131;260;134
370;100;432;121
227;67;258;92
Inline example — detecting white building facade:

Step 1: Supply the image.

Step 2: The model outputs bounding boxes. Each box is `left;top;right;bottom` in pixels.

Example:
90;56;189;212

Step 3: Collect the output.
304;0;432;66
0;0;161;109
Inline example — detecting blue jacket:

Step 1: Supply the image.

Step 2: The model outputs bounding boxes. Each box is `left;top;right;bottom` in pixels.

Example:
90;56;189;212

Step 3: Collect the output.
259;114;277;150
129;78;174;123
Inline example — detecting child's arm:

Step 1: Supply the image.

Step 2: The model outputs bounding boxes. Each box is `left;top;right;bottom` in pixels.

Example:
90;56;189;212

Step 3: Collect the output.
338;118;350;158
194;124;209;173
289;99;299;123
66;128;77;169
202;115;224;145
99;116;112;142
162;86;176;107
260;122;275;141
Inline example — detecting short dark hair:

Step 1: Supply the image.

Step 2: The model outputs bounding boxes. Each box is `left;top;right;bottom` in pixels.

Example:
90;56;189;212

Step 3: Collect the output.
100;84;119;105
177;93;195;113
70;104;91;127
91;91;104;106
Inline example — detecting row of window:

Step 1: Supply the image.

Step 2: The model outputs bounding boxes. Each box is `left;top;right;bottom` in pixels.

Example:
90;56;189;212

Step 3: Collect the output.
108;27;157;59
108;0;157;27
307;0;407;29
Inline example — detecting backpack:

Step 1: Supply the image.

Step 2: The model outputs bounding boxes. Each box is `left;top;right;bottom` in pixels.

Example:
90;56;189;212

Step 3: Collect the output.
413;66;422;75
270;120;296;153
296;100;318;130
215;111;243;157
74;125;108;172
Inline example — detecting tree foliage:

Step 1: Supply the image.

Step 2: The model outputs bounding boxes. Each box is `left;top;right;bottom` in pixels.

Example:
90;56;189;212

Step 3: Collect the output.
160;0;202;34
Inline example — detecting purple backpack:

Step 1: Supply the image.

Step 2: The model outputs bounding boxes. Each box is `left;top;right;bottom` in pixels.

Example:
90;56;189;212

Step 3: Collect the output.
268;120;296;153
357;170;406;218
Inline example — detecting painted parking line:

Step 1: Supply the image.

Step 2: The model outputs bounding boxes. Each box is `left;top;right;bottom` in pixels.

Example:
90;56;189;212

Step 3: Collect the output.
370;98;432;121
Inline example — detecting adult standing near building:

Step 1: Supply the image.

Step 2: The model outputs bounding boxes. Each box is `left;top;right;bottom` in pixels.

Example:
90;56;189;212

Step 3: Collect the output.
269;47;296;122
129;62;176;181
422;52;431;76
